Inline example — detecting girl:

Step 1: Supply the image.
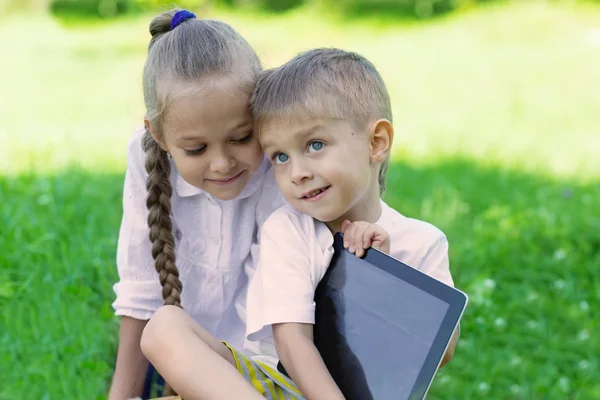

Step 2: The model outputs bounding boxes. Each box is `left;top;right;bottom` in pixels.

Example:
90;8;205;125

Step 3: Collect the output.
108;9;285;400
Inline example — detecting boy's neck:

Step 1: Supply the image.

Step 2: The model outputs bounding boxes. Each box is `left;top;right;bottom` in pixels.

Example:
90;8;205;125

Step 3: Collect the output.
325;188;383;233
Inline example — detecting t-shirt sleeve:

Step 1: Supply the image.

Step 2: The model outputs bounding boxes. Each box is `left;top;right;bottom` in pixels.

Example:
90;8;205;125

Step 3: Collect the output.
416;234;454;287
246;211;318;341
112;126;163;320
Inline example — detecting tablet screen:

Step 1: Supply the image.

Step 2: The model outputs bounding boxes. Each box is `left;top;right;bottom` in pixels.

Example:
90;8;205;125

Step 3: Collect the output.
313;238;460;400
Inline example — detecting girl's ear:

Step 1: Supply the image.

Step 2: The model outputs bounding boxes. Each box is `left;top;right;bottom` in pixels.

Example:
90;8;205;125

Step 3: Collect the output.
368;119;393;165
145;119;168;152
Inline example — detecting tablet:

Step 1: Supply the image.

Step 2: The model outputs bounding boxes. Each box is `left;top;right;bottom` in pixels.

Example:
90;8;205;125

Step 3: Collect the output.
309;232;467;400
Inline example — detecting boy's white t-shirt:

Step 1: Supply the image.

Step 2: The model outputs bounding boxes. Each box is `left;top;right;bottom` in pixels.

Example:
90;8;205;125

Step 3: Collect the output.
112;126;286;349
244;201;453;367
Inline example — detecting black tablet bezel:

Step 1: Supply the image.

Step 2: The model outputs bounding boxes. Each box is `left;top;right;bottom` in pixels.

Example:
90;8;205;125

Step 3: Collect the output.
314;232;468;400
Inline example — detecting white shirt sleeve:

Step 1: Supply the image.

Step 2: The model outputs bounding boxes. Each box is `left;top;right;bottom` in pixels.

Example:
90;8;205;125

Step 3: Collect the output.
415;235;454;287
246;210;318;340
112;127;163;320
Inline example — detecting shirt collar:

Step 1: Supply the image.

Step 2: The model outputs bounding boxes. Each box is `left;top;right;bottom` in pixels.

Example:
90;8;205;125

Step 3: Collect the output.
174;156;270;201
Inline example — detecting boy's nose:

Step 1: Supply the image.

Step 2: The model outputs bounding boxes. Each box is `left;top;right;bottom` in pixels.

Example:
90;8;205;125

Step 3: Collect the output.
291;160;313;185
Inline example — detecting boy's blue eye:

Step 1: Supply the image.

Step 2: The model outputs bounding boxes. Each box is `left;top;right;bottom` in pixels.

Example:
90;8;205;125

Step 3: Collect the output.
308;141;324;152
274;153;289;164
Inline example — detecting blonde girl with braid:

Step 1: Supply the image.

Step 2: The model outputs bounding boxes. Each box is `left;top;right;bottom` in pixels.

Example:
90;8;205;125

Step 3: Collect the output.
108;9;285;400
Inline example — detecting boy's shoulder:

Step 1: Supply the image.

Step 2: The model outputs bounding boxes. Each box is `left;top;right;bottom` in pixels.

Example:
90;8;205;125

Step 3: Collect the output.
263;201;446;246
262;204;334;250
378;200;447;262
263;204;314;235
380;201;445;239
379;200;453;284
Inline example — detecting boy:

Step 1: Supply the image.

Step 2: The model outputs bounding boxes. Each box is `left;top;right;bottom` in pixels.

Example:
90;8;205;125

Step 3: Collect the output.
140;48;458;400
243;48;457;399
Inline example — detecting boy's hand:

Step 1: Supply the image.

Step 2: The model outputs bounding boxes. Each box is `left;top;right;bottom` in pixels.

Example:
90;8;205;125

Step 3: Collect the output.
340;220;390;258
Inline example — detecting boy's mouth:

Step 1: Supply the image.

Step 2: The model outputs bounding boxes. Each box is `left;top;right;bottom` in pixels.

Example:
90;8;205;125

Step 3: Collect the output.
300;185;331;200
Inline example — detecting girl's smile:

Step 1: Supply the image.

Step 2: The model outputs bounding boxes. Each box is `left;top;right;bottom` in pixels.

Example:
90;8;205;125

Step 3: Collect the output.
206;170;246;186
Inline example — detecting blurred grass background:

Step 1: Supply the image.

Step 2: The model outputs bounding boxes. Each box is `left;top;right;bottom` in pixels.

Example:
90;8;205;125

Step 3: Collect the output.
0;0;599;399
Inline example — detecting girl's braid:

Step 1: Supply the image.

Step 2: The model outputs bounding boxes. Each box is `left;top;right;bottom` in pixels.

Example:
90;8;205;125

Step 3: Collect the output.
142;128;183;308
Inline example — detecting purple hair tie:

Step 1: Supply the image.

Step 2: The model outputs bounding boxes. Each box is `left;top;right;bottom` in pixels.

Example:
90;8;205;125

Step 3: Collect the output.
170;10;196;30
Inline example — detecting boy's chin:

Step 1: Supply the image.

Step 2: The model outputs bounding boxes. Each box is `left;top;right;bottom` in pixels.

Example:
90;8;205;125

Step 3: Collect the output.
287;196;344;224
306;209;344;226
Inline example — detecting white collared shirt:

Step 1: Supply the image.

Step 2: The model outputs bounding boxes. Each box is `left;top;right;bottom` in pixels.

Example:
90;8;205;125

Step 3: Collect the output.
112;126;286;349
244;201;454;367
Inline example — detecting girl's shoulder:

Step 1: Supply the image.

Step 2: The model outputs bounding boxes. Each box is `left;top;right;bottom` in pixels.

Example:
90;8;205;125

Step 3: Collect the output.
125;125;149;173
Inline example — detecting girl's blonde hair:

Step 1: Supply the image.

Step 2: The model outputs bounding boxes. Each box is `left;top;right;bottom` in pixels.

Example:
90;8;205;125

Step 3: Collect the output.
141;9;261;307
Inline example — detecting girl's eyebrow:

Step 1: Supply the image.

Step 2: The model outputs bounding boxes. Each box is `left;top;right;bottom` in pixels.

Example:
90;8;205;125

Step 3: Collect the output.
221;118;252;136
176;135;205;143
175;121;252;143
233;120;252;130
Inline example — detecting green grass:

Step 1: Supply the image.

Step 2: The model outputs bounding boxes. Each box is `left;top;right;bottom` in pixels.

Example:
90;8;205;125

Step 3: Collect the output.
1;1;599;399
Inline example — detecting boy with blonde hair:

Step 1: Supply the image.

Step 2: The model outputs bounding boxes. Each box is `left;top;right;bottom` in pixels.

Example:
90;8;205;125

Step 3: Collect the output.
243;47;457;399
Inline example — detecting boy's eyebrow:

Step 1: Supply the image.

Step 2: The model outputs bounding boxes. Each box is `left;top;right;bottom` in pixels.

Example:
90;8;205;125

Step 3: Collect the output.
261;121;324;149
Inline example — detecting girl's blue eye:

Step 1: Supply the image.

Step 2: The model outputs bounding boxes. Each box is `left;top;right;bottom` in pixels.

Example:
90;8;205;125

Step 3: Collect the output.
308;141;325;152
274;153;289;164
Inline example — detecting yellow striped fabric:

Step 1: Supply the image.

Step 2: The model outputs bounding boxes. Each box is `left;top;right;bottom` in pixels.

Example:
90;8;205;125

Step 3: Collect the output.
222;342;304;400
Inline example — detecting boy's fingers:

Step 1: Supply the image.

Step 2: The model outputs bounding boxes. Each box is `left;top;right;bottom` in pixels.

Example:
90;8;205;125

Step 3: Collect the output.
362;225;376;249
343;222;389;256
346;224;354;250
343;223;353;248
346;223;359;249
341;219;352;233
347;223;364;256
353;224;367;252
356;248;363;258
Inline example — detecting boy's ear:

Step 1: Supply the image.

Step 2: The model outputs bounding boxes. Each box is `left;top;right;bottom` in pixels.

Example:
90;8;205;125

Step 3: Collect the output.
144;119;168;152
368;119;393;165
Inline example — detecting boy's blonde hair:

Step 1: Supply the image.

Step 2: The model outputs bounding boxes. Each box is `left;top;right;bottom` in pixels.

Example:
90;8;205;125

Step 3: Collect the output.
141;10;261;307
251;48;392;196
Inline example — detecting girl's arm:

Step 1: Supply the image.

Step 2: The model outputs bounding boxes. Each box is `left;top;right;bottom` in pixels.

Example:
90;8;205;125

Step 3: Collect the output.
141;306;264;400
273;323;345;400
108;317;149;400
110;128;164;398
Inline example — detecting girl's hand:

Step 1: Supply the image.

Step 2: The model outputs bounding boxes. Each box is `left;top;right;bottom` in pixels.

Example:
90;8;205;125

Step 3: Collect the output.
340;220;390;258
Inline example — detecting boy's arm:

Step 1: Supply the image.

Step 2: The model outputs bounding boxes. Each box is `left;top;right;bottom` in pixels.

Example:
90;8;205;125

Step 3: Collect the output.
415;234;458;367
273;323;345;400
439;325;460;368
